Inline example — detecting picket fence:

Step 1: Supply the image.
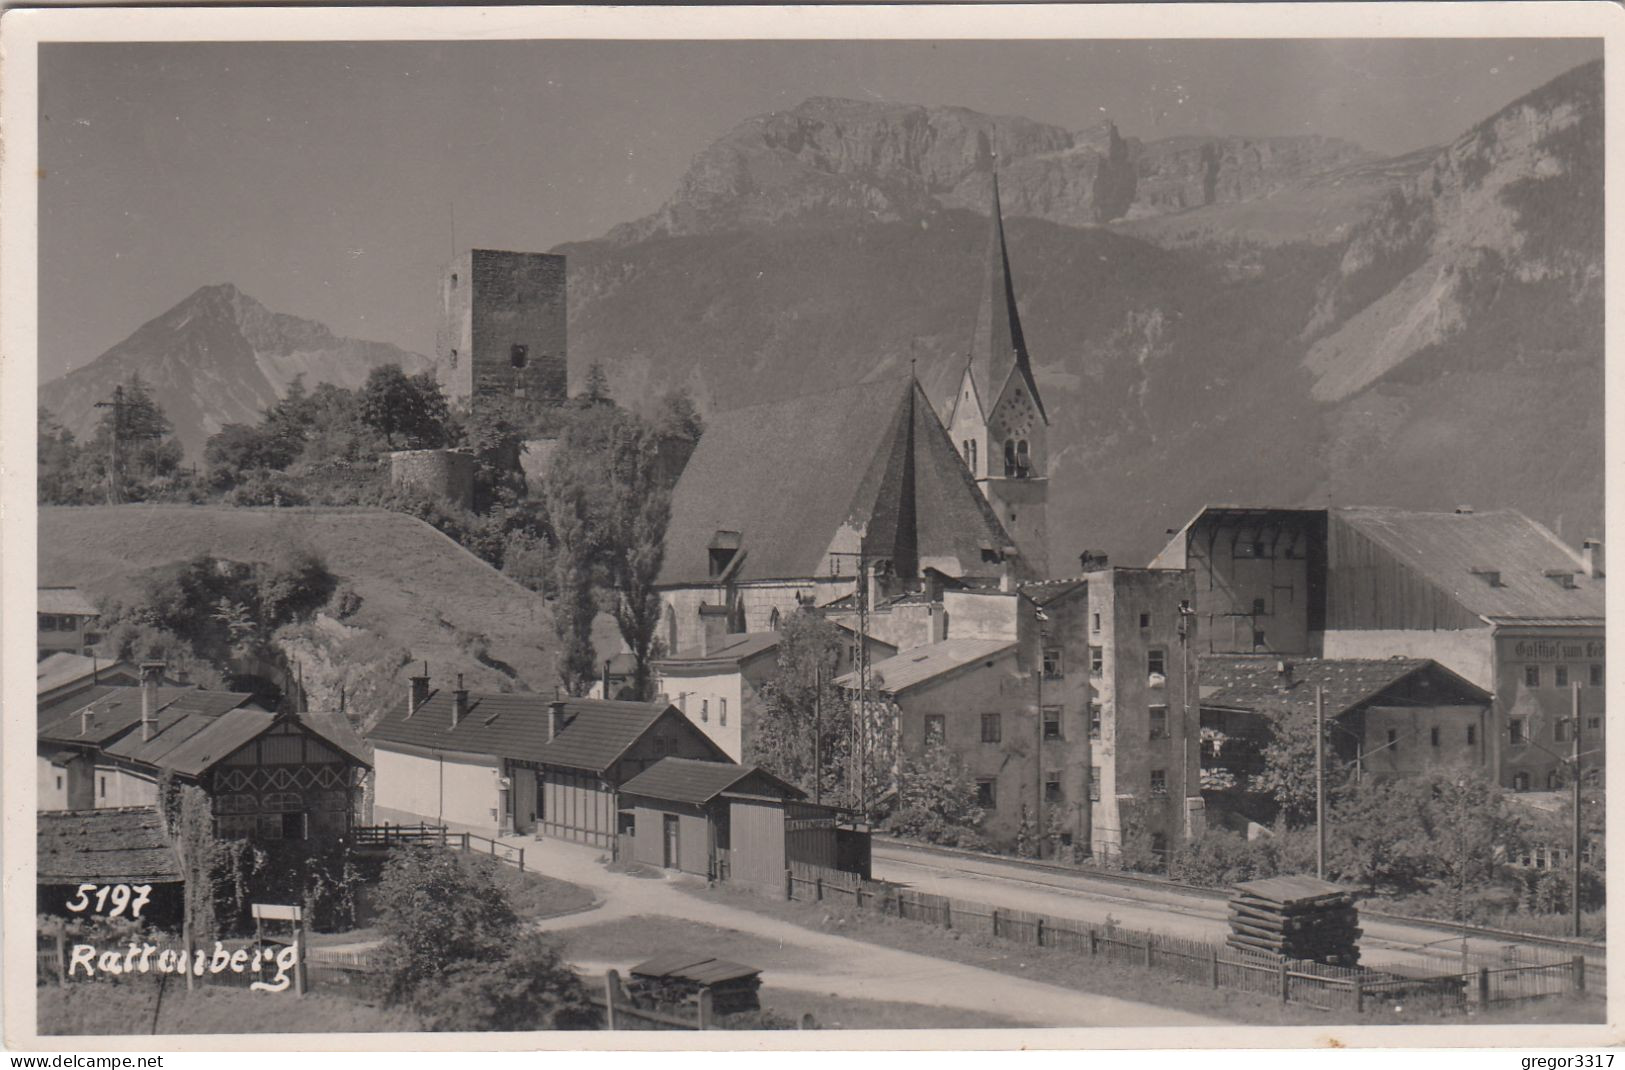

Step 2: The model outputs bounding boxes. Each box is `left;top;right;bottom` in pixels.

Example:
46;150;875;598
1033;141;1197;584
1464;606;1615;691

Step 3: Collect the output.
784;861;1589;1015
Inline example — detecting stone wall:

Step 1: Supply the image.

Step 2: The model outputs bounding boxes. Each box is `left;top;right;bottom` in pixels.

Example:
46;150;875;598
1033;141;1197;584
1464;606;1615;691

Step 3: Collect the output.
389;449;475;512
437;249;568;411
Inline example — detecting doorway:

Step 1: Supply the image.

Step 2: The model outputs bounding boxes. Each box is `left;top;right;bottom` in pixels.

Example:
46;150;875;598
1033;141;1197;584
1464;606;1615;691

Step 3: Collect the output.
662;814;680;869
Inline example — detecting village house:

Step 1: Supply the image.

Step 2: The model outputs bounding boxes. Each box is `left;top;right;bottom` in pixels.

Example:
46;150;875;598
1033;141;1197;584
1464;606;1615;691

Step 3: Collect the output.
652;626;898;762
1199;656;1495;827
1152;505;1605;792
37;651;152;708
37;586;101;657
36;663;369;842
37;806;185;924
367;670;730;847
656;173;1055;659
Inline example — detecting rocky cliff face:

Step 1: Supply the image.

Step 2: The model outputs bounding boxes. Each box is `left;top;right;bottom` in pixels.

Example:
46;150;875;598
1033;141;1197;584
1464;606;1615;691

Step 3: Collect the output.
40;284;438;459
608;97;1383;243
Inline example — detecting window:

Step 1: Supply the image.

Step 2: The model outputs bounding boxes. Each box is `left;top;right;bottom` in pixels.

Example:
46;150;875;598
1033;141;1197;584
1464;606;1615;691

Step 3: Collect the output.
1139;612;1151;629
1090;647;1103;676
1386;729;1398;753
719;699;727;727
1556;666;1570;688
1590;664;1604;687
976;779;997;808
1044;776;1062;804
1148;650;1166;677
1525;665;1541;688
968;440;977;471
1088;703;1102;739
1555;718;1570;743
1510;719;1525;745
1042;648;1063;679
1089;766;1101;801
1430;726;1440;747
1150;769;1167;796
700;699;709;723
1043;706;1063;741
1252;630;1267;650
1015;440;1031;478
1149;705;1168;740
1092;613;1101;633
55;775;63;791
1151;832;1168;856
980;713;1002;743
924;714;945;745
1587;716;1601;731
99;776;106;799
1467;724;1477;745
1513;772;1530;792
1252;597;1267;616
768;608;781;631
1003;439;1017;477
510;343;528;368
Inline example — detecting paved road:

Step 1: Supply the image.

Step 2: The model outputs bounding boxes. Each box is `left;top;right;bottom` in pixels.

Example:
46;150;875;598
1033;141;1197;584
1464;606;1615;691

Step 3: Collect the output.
871;841;1594;975
511;834;1227;1028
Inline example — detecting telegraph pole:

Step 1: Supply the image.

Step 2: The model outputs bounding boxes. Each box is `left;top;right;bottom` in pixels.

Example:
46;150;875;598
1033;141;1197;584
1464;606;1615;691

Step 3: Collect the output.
1571;681;1583;938
93;385;126;505
829;549;879;823
1315;685;1327;880
813;662;823;806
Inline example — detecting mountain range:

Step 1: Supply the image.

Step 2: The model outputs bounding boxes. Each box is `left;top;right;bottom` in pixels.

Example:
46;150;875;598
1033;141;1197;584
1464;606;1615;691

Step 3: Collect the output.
40;61;1604;567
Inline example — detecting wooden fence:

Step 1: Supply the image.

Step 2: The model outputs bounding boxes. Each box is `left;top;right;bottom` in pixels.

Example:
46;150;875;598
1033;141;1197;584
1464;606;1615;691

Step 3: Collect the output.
353;822;526;871
784;861;1589;1015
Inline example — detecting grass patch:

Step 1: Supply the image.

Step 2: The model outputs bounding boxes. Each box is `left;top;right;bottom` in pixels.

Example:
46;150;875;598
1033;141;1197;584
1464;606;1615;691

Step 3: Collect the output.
554;915;836;973
38;983;421;1035
757;990;1029;1030
468;854;599;920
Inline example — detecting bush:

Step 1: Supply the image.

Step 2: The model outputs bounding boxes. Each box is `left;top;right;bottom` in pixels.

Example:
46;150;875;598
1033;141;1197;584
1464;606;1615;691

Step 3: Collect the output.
373;847;520;1004
408;933;598;1032
226;470;309;507
330;583;364;620
1166;829;1280;886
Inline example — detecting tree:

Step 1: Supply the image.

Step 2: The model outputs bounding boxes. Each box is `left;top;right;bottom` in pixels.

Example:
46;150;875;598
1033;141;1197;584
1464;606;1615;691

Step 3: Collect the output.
1326;774;1430;894
540;452;599;696
750;610;847;797
1253;704;1344;827
372;847;520;1005
1416;767;1529;923
80;374;183;500
204;423;292;488
408;932;598;1031
891;739;985;847
38;406;86;504
582;362;612;407
602;418;670;700
357;364;452;449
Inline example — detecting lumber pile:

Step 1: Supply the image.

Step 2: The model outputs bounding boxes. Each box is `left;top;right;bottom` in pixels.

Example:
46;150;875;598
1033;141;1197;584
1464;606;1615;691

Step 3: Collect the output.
1226;875;1360;966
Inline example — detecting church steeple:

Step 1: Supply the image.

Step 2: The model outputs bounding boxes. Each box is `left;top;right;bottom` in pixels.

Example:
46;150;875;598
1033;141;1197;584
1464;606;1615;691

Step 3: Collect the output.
968;171;1047;424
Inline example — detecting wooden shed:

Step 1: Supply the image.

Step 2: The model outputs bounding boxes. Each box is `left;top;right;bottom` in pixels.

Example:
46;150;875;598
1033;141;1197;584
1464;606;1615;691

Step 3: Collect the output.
618;757;826;892
628;952;762;1015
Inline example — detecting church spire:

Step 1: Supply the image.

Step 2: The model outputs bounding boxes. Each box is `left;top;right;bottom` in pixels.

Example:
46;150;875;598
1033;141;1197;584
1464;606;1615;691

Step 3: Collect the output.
969;169;1046;423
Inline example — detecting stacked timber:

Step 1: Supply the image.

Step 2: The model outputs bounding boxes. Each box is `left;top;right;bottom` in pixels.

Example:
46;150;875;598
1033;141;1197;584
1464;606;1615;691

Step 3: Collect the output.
1226;875;1360;966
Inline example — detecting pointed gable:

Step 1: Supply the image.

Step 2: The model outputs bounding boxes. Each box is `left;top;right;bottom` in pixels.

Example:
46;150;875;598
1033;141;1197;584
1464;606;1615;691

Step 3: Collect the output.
964;171;1047;426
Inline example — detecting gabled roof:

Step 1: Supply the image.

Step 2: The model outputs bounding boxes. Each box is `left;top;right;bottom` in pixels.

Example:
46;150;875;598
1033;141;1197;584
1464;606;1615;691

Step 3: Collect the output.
39;685;258;739
38;806;182;885
1019;577;1088;608
655;632;783;673
838;637;1016;694
38;587;99;617
368;692;720;773
618;757;804;806
950;170;1046;427
1333;507;1604;624
37;653;140;697
1199;655;1489;719
659;377;1015;588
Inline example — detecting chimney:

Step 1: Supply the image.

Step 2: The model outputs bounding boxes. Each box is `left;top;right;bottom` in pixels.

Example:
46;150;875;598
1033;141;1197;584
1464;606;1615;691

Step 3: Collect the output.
451;673;468;727
408;661;431;718
699;605;728;656
999;556;1015;593
1275;659;1294;692
139;661;165;742
80;703;96;738
548;700;569;741
1583;539;1605;579
1080;550;1109;572
174;668;191;687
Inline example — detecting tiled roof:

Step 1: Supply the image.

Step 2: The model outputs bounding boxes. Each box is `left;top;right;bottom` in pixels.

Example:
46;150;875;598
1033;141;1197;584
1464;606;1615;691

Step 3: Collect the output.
839;637;1017;694
39;686;257;740
38;587;99;616
655;632;781;672
1199;655;1488;718
1334;507;1604;623
659;377;1014;587
37;806;182;884
368;692;708;773
37;654;139;697
619;757;803;806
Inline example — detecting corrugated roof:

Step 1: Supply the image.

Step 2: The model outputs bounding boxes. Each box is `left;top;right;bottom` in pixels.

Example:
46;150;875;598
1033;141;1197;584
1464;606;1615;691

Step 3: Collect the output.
37;806;182;884
38;587;99;616
658;377;1014;587
1200;655;1488;718
368;692;715;773
619;757;803;806
630;953;762;986
839;638;1016;694
1335;507;1604;623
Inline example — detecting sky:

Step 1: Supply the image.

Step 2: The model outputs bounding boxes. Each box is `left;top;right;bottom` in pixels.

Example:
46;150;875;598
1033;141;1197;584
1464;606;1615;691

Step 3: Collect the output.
38;36;1603;380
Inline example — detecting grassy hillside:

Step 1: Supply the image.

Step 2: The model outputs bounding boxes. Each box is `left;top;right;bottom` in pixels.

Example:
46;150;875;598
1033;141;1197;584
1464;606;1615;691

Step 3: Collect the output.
39;505;562;725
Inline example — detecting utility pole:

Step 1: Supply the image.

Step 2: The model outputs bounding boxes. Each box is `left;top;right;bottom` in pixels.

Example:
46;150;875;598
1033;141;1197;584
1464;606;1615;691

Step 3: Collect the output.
1034;607;1049;856
93;385;126;505
1571;681;1583;938
813;662;823;806
1177;599;1196;841
829;549;879;823
1315;685;1326;880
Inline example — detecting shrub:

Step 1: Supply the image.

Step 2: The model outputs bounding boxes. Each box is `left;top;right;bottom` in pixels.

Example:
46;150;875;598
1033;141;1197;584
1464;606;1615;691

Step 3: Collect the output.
226;470;309;507
408;933;598;1032
330;583;364;620
373;847;520;1005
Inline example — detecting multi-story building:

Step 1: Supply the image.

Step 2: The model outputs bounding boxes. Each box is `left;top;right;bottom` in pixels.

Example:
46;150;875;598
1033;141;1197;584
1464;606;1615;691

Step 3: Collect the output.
1153;505;1605;792
436;248;568;412
37;587;100;657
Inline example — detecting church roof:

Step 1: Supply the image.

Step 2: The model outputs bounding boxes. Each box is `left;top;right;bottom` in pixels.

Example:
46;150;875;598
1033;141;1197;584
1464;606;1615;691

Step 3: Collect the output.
954;171;1047;427
659;376;1015;587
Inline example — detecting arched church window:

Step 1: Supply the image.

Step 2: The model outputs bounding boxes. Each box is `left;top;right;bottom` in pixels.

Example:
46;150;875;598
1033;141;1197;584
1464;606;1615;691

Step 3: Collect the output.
1004;439;1017;477
663;604;678;654
769;608;781;631
1015;440;1031;478
969;440;977;472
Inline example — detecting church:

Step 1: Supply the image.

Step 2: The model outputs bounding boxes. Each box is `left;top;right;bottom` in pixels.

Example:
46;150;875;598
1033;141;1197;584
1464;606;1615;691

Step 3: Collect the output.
657;175;1051;655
